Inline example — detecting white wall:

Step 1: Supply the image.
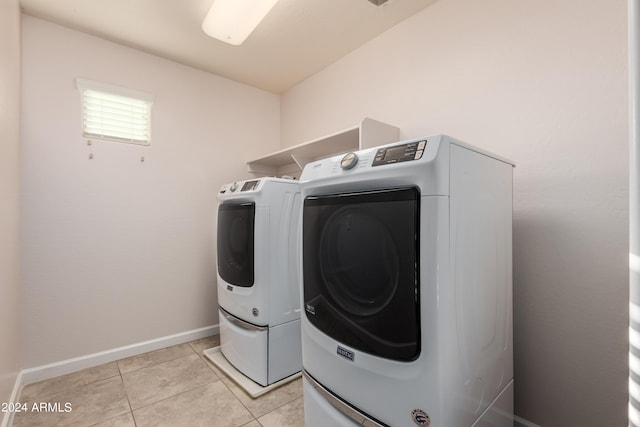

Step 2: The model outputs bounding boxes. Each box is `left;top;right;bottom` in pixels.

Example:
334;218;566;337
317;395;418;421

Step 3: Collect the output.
20;16;280;368
281;0;628;425
0;0;22;409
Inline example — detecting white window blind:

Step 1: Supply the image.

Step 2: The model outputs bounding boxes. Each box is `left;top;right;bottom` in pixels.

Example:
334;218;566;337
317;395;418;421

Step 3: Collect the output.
76;78;153;145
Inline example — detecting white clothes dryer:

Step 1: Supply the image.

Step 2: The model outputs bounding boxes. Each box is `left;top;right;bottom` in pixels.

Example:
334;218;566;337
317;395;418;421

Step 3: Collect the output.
299;135;514;427
216;177;301;386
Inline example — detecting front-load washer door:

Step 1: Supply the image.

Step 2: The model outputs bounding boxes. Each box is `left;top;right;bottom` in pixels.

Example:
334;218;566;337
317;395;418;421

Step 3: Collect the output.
303;187;420;362
217;202;255;288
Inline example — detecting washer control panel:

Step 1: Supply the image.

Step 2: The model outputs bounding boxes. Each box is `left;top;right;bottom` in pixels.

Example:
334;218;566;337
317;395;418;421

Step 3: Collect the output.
372;140;426;166
219;179;261;194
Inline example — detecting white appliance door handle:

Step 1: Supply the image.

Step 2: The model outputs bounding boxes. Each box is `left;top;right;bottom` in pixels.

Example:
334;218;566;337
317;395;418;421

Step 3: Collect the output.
303;370;385;427
220;307;268;332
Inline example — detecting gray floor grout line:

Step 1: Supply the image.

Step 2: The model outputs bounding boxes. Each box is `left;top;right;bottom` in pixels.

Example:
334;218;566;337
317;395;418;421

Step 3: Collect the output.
120;367;138;427
128;378;221;413
218;374;261;424
20;366;121;403
116;343;197;375
217;372;303;424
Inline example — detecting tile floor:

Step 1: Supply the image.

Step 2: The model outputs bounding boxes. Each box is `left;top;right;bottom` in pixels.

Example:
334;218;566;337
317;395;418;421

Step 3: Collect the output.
12;335;304;427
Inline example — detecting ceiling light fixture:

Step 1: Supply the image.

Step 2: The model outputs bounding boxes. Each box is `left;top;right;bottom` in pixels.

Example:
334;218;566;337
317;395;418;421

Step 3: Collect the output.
202;0;279;46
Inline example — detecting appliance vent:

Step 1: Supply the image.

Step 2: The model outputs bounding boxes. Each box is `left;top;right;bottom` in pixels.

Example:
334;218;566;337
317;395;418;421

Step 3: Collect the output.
368;0;390;6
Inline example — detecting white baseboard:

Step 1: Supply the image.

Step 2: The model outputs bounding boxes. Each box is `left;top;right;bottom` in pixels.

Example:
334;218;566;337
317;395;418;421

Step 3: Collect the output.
1;370;23;427
20;324;219;387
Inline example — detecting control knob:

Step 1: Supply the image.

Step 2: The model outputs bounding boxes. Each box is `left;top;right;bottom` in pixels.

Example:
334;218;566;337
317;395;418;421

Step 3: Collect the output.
340;152;359;170
229;182;239;192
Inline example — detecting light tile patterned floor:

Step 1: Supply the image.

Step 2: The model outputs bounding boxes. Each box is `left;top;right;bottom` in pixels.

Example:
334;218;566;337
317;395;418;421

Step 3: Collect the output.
12;335;304;427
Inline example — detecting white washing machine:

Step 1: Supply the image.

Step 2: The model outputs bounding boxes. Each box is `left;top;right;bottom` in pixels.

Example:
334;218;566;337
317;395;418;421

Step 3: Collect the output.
216;177;302;387
299;135;514;427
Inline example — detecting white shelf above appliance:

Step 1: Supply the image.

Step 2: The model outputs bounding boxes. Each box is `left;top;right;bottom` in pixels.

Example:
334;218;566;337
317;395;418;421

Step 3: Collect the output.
247;118;399;177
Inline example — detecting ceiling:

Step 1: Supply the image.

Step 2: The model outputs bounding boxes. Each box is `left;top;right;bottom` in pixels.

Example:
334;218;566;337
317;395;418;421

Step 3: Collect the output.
19;0;437;93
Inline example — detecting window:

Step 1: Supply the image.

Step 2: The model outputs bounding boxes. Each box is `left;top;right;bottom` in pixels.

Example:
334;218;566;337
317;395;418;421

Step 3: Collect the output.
76;78;153;145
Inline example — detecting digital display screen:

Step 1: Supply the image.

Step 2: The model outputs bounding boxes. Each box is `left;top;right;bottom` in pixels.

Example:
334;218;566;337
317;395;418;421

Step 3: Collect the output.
384;145;408;160
241;180;259;191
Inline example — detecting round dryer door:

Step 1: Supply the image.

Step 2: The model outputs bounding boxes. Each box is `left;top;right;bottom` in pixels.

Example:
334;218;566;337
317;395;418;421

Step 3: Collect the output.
217;202;255;288
303;187;420;362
